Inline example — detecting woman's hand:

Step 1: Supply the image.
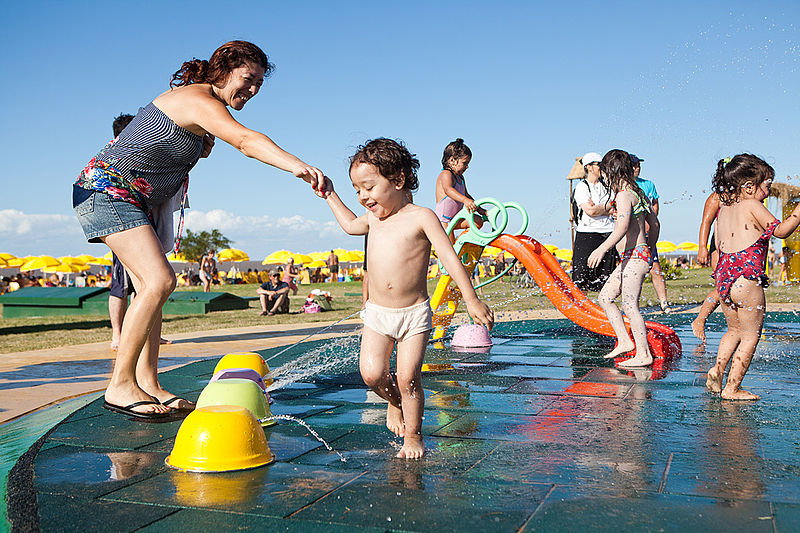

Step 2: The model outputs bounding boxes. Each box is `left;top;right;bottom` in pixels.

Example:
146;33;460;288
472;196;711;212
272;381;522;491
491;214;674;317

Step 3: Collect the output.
464;199;478;213
293;165;326;197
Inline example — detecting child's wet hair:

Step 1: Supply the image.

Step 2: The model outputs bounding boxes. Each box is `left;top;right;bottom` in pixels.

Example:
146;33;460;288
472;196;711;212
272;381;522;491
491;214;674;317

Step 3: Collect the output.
350;138;420;192
441;138;472;171
600;149;647;204
713;154;774;205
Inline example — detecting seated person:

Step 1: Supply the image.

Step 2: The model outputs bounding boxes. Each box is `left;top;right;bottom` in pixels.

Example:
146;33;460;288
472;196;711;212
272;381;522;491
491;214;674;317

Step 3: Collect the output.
256;270;290;316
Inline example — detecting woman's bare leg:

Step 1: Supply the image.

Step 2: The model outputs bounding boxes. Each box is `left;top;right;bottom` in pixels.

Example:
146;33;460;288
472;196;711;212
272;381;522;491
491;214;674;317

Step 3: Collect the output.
618;258;653;367
102;226;174;415
598;264;635;359
394;330;431;459
359;327;404;436
720;279;765;400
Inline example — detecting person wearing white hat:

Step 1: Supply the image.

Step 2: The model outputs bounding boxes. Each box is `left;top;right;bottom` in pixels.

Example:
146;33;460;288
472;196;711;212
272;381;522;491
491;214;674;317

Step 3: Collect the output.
571;152;617;291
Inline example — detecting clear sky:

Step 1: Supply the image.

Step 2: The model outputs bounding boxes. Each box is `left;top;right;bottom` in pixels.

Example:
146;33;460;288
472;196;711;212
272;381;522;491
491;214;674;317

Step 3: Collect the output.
1;1;798;259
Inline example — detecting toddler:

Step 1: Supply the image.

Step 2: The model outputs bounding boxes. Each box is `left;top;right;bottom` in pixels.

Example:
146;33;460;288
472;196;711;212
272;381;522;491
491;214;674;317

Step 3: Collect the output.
588;149;660;367
434;138;484;237
706;154;800;400
322;138;494;458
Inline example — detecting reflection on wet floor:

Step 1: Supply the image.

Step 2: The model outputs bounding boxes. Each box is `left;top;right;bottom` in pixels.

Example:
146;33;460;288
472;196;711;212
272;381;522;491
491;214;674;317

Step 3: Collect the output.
10;314;800;531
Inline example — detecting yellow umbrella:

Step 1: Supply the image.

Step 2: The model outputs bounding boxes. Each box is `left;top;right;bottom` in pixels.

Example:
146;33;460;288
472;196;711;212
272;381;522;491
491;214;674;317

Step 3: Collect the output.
338;251;363;263
76;254;97;263
309;251;328;261
554;248;573;261
0;257;8;267
307;260;326;268
262;250;292;265
676;241;699;252
87;257;113;266
166;251;188;262
656;241;678;254
102;251;114;260
20;256;61;271
333;248;348;256
57;256;88;265
6;257;30;268
290;253;314;264
481;246;503;258
42;262;90;274
543;244;559;253
347;250;365;260
0;253;16;261
218;248;249;262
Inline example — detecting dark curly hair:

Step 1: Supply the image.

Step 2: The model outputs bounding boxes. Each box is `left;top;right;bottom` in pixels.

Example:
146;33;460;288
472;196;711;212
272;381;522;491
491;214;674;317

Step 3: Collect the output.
600;149;647;205
350;138;420;192
112;113;134;137
170;40;275;88
712;154;774;205
441;138;472;171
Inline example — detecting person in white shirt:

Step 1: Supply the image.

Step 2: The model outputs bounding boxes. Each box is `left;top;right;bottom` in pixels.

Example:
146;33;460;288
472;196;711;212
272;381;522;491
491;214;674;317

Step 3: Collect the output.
572;152;618;291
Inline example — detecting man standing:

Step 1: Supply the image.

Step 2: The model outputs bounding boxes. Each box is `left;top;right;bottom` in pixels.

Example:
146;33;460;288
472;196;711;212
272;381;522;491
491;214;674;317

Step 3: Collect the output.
571;152;617;291
630;154;671;312
326;250;340;282
257;270;290;315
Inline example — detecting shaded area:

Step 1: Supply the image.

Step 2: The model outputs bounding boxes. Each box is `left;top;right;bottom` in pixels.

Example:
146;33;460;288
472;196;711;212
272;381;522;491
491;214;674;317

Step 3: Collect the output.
7;314;800;531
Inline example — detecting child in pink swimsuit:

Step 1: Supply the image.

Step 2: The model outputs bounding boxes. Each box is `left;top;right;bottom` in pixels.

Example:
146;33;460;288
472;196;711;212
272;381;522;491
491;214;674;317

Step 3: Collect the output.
434;138;483;237
706;154;800;401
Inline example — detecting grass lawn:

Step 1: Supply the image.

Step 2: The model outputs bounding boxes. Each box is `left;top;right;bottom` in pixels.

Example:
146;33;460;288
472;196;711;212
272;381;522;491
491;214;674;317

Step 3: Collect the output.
1;268;796;354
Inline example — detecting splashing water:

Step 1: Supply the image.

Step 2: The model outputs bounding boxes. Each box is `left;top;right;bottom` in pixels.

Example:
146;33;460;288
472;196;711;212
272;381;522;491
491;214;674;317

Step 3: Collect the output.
259;414;347;463
268;335;360;391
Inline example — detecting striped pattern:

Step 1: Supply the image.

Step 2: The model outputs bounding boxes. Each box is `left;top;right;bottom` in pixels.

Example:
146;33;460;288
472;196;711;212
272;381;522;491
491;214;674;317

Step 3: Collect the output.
92;103;203;211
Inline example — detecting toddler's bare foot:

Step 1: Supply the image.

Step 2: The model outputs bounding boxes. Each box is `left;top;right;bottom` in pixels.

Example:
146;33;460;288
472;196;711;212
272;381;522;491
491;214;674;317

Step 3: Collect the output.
396;435;424;459
721;387;760;401
691;318;706;342
604;341;636;359
386;403;405;437
618;354;653;367
705;369;722;393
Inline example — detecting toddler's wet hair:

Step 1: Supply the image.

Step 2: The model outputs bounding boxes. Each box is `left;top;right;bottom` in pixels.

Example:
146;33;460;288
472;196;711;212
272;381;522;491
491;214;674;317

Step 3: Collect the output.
442;138;472;170
350;138;420;192
713;154;774;205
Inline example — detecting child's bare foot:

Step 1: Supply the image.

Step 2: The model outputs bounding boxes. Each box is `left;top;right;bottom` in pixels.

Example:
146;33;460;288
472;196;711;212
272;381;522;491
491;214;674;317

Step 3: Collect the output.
387;403;405;437
705;369;722;393
618;354;653;367
396;435;424;459
604;340;636;359
721;387;760;401
691;318;706;342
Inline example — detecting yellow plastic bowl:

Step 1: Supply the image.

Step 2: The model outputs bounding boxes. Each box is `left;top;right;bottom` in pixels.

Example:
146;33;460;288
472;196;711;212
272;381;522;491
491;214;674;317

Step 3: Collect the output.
214;352;272;385
165;406;275;472
196;379;276;427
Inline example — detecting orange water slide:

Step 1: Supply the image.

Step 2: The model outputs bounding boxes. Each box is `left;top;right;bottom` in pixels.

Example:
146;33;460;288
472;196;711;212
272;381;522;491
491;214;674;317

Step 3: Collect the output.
490;234;681;360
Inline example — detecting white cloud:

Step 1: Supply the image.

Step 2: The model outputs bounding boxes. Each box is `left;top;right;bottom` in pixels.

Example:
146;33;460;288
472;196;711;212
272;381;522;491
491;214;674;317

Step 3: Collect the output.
0;209;88;256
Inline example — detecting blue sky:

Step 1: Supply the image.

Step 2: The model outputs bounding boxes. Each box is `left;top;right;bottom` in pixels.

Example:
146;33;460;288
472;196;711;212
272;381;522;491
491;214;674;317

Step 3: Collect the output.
1;1;798;259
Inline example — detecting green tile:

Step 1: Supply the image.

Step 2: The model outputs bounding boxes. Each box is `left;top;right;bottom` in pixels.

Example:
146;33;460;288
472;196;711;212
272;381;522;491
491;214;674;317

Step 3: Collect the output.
522;489;774;532
427;391;554;415
291;474;549;532
34;445;168;498
37;493;176;532
302;405;462;435
774;502;800;533
103;463;360;517
48;410;182;450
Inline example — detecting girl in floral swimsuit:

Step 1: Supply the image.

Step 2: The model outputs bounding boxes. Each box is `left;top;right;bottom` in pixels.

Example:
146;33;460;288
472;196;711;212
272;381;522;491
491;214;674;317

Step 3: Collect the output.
588;149;660;367
706;154;800;401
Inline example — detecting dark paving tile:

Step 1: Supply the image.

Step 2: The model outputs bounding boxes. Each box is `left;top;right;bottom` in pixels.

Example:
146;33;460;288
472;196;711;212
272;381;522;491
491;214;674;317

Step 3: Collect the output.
103;462;360;517
433;412;601;445
464;441;662;494
291;473;549;532
141;508;386;532
774;502;800;533
427;391;554;415
48;409;183;450
295;429;498;476
34;445;168;498
423;373;522;393
302;404;462;435
522;488;774;532
37;493;177;532
507;378;632;398
268;381;336;401
270;400;339;419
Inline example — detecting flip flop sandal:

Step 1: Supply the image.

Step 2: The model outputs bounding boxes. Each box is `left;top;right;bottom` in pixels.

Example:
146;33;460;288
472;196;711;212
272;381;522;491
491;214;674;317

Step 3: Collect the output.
102;400;169;419
162;397;195;411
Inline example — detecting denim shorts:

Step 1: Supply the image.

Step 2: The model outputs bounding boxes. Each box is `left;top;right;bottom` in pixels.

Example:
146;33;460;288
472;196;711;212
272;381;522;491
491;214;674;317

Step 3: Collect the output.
73;185;152;243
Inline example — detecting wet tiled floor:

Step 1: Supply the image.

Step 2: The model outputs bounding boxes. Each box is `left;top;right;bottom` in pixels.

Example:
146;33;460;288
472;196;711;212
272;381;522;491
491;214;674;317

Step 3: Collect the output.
11;313;800;531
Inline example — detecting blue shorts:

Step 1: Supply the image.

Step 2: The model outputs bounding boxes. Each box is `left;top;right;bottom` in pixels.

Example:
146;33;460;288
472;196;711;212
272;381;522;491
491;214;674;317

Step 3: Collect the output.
73;185;152;243
109;253;135;299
